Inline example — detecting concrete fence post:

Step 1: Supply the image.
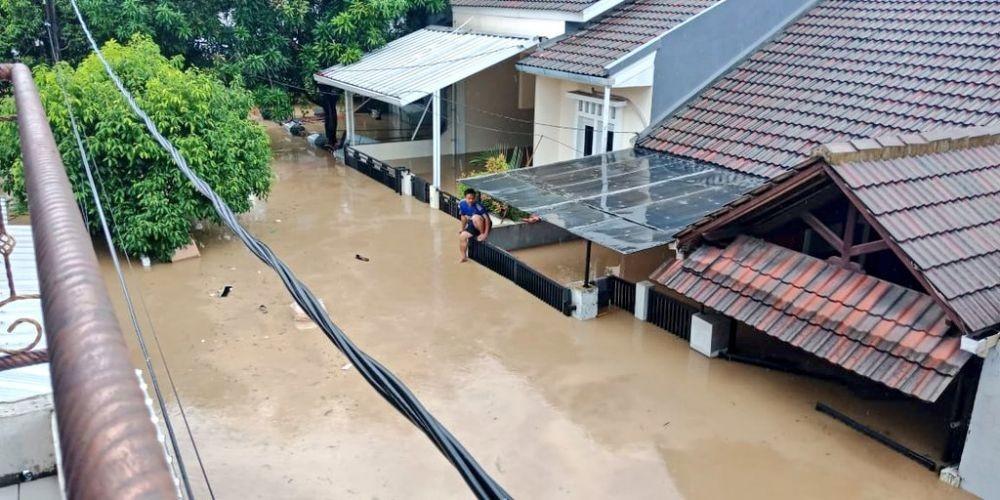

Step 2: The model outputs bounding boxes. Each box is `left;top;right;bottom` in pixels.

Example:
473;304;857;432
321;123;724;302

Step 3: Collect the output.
429;185;440;209
634;281;653;321
401;171;414;197
690;313;732;358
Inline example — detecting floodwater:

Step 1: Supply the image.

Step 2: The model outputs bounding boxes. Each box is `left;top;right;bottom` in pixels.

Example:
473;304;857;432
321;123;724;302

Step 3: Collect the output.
99;124;970;499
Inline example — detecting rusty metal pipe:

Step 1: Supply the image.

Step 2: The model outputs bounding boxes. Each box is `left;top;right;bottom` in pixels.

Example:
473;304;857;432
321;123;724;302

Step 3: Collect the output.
0;349;48;371
1;63;178;499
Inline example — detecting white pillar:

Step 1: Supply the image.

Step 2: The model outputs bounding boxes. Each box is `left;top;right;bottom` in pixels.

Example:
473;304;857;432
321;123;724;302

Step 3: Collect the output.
690;313;732;358
600;85;611;154
634;281;653;321
344;91;355;145
570;282;598;320
432;89;442;189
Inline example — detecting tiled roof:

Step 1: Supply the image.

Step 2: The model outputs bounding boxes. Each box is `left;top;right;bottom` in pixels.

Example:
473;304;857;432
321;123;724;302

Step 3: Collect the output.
517;0;718;77
653;235;971;402
820;128;1000;332
638;0;1000;179
450;0;600;13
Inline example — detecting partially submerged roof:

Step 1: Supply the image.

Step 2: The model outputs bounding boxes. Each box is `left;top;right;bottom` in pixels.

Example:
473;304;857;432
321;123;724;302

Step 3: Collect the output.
675;126;1000;335
314;27;537;106
653;236;970;402
518;0;718;79
638;0;1000;179
461;149;761;253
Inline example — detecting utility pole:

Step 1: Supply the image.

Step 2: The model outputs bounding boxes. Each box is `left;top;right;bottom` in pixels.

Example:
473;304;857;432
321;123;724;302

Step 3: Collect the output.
44;0;61;62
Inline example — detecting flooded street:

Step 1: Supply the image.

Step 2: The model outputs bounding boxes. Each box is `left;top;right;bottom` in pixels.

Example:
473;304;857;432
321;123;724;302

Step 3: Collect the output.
99;125;969;499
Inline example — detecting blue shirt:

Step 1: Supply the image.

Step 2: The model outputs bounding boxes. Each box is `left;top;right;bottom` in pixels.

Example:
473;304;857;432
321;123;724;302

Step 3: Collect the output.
459;200;488;218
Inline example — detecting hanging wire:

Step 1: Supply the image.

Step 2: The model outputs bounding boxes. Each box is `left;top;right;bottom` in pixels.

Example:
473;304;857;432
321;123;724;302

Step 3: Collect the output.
67;1;510;497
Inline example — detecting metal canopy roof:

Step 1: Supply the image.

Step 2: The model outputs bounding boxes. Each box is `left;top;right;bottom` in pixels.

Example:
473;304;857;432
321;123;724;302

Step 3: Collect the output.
313;27;537;106
461;149;762;254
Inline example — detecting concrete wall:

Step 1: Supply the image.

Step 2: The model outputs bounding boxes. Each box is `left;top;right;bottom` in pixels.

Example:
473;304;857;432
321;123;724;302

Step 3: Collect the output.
619;245;674;284
487;220;578;251
648;0;817;124
462;58;535;153
0;395;55;481
453;12;566;38
531;76;652;166
959;346;1000;498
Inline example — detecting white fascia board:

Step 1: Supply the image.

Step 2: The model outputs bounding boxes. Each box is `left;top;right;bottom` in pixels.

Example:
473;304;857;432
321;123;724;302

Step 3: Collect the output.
451;6;583;22
578;0;627;21
962;331;1000;358
609;52;654;88
313;73;409;107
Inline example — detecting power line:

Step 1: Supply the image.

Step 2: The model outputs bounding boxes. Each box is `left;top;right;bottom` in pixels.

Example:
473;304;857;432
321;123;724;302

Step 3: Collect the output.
67;1;510;498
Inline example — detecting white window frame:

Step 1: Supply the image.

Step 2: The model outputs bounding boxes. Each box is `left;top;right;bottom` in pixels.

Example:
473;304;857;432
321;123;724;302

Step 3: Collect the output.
568;92;627;158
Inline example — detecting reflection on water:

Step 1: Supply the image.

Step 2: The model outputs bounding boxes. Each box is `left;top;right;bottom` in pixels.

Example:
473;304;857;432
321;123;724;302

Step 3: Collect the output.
97;123;969;499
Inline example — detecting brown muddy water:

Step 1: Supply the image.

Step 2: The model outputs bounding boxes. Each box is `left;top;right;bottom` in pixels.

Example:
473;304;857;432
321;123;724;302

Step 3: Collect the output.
98;124;970;499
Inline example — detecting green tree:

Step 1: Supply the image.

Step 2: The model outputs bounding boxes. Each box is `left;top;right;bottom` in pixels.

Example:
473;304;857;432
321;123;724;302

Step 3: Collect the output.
0;35;272;261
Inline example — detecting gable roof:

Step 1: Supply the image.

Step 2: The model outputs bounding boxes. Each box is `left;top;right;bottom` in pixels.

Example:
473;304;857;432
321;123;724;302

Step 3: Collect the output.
450;0;601;13
638;0;1000;179
819;128;1000;333
674;126;1000;335
653;235;969;402
517;0;718;78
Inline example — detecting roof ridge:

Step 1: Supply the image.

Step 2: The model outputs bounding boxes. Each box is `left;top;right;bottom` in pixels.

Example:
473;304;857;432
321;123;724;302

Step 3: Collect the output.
817;124;1000;165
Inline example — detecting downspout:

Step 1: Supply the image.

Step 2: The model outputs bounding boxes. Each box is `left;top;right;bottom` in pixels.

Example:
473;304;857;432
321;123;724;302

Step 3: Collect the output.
1;63;177;499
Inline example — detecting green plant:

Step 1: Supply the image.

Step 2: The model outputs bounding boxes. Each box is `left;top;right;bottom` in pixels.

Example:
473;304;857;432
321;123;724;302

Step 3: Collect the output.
0;35;273;261
253;86;294;121
460;144;531;221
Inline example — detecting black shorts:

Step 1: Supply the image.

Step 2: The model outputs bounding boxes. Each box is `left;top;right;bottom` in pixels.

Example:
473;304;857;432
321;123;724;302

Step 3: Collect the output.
464;223;480;237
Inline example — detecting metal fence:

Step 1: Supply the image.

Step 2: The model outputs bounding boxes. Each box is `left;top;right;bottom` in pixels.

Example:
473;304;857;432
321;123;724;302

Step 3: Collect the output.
439;190;462;219
468;240;573;316
646;289;697;340
344;146;405;194
603;275;636;314
413;175;431;203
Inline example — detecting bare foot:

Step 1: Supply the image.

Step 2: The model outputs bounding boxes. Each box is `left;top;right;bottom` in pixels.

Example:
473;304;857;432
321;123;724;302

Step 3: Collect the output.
476;234;487;242
459;257;468;263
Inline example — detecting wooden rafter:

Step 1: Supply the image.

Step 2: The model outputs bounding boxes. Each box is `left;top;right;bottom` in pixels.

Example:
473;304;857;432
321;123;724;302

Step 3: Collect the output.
801;205;888;270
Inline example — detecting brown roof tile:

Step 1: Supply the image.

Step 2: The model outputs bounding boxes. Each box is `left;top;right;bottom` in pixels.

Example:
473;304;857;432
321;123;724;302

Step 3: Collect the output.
652;236;971;401
827;132;1000;332
518;0;718;77
638;0;1000;178
450;0;600;13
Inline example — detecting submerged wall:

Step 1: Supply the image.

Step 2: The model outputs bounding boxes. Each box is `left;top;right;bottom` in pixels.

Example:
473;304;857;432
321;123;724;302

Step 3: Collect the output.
959;346;1000;498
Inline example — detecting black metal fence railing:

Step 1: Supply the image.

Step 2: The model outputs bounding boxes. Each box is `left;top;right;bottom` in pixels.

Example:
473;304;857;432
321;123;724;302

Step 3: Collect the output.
468;240;573;316
413;175;431;204
646;289;696;340
344;146;405;195
439;190;462;219
604;275;636;314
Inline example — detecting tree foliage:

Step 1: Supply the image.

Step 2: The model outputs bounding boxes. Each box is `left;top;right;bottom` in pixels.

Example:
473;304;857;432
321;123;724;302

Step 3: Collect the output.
1;0;448;94
0;36;272;261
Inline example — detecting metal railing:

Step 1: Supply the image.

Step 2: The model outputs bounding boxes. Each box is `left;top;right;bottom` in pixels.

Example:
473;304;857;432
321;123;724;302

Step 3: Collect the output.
646;289;697;340
468;240;573;316
603;275;636;314
344;146;405;195
1;63;178;498
438;190;462;219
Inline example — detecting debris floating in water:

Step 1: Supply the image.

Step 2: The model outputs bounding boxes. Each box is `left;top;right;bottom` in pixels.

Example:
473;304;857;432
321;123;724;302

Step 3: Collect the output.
355;254;370;262
220;285;233;297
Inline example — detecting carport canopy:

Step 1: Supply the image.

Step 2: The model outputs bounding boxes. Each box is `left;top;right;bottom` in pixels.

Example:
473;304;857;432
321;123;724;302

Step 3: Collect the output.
314;26;537;107
461;149;763;254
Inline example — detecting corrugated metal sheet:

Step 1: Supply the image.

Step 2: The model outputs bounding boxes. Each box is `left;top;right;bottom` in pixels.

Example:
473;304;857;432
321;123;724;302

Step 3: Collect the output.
830;141;1000;332
652;235;971;402
518;0;717;77
314;27;537;106
0;225;50;402
451;0;598;13
461;149;762;253
638;0;1000;179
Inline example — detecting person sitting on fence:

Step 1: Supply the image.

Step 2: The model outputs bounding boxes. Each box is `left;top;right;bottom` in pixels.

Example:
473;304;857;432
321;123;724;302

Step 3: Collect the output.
459;188;491;262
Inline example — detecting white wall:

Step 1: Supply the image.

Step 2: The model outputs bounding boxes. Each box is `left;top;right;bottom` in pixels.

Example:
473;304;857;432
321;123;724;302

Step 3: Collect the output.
960;346;1000;498
454;12;566;38
531;75;652;166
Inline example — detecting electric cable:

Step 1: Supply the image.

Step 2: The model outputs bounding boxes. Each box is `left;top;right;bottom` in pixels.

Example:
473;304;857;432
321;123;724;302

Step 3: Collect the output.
68;1;510;497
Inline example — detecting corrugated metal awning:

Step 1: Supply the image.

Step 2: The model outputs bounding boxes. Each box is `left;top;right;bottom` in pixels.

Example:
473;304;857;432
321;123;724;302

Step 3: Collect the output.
461;150;762;254
314;27;537;106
